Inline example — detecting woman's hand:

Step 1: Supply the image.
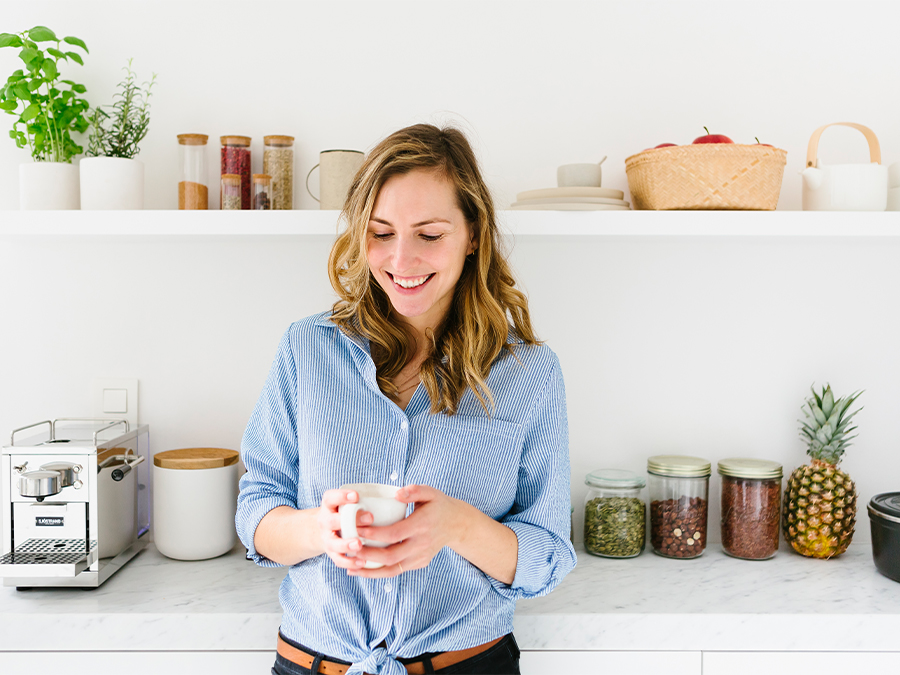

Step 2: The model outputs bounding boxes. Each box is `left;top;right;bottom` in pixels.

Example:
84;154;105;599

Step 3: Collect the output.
317;488;374;571
347;484;467;578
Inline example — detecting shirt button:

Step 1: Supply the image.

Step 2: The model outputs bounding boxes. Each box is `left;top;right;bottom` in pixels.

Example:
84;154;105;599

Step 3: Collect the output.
390;471;398;481
384;583;392;593
400;420;408;430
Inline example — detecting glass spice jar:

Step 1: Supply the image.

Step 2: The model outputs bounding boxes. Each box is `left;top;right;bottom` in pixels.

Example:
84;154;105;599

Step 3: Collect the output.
718;458;783;560
220;135;251;209
252;174;272;210
177;133;208;210
647;455;711;559
263;135;294;210
583;469;646;558
221;174;242;211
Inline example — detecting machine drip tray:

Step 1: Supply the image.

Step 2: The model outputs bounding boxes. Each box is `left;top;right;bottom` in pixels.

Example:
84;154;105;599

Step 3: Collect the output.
0;538;98;577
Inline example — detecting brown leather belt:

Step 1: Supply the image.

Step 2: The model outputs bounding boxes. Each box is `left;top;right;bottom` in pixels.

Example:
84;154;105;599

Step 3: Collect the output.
276;633;504;675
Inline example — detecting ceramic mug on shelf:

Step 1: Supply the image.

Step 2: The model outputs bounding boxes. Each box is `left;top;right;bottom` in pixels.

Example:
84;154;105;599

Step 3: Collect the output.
557;156;607;188
306;149;365;209
338;482;407;568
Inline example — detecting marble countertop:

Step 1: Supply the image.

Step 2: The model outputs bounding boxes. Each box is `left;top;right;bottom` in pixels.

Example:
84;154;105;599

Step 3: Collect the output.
1;541;897;653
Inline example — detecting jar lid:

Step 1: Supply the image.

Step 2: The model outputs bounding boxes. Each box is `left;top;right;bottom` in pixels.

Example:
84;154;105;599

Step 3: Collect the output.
264;135;294;146
220;135;251;147
647;454;711;477
252;174;272;183
221;174;241;185
717;457;783;480
869;492;900;523
154;448;239;470
585;468;646;489
178;133;208;146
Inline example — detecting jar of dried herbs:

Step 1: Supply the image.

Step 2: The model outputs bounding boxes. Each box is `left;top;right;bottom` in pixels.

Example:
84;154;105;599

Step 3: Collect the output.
263;135;294;210
221;174;242;211
584;469;646;558
718;458;782;560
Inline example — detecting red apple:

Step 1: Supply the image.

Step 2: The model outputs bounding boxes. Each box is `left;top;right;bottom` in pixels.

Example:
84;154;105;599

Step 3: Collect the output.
755;137;772;147
655;143;677;148
692;126;733;144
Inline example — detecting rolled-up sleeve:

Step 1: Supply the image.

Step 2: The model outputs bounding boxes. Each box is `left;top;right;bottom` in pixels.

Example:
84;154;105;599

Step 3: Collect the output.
236;326;301;566
492;355;576;599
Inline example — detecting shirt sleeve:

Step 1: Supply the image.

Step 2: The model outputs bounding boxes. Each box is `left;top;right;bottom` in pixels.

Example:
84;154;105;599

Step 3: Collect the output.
491;353;577;599
235;326;301;567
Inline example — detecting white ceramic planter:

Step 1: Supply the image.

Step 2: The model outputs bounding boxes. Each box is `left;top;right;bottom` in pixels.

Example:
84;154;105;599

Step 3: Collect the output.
80;156;144;210
19;162;80;210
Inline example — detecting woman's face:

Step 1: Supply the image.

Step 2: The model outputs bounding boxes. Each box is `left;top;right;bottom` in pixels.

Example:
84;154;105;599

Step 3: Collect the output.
366;169;476;338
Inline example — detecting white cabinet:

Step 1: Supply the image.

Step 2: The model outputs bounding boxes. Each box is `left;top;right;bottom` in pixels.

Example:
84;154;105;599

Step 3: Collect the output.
703;651;900;673
521;650;701;675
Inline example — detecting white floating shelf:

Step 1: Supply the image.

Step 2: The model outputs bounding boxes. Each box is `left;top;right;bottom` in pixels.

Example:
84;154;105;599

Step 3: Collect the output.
0;209;899;237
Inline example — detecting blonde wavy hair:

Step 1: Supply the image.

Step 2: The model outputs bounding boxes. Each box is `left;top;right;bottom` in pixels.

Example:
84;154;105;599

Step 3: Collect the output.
328;124;538;415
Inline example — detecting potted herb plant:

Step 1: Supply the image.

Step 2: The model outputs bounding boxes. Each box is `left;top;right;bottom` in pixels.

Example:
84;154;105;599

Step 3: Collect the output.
0;26;90;209
80;60;156;210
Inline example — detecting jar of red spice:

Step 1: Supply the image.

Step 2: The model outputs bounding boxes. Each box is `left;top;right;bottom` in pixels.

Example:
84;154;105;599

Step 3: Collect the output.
718;458;782;560
220;136;251;209
647;455;710;559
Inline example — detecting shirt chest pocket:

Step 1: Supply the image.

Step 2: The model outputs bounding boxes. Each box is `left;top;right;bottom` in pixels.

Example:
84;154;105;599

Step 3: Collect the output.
407;415;523;518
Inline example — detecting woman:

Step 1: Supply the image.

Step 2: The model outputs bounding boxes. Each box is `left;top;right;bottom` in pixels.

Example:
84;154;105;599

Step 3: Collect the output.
237;124;576;675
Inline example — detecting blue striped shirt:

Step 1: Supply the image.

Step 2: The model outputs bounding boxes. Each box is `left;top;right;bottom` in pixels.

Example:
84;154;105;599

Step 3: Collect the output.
236;312;576;675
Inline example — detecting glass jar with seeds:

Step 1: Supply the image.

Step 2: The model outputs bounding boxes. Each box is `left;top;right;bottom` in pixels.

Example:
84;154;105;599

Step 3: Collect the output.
647;455;711;559
583;469;646;558
718;458;782;560
263;135;294;210
221;174;242;211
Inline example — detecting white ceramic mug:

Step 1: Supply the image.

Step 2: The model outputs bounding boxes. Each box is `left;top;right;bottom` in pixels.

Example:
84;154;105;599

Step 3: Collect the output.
338;482;407;568
306;149;365;209
557;157;607;188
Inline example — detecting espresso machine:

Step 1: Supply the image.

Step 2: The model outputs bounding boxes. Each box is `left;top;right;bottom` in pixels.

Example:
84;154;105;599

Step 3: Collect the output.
1;418;150;589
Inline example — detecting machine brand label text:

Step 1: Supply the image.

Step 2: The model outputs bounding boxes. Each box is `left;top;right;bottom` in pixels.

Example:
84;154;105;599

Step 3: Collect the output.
35;516;64;526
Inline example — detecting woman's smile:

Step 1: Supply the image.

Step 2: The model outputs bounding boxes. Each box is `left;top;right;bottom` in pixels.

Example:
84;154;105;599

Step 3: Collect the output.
388;272;435;291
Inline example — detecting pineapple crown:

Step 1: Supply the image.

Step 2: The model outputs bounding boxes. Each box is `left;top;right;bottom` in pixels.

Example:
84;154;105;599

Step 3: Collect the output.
799;383;863;465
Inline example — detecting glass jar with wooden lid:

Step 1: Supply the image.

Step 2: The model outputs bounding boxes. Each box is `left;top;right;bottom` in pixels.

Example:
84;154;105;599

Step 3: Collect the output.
221;174;242;211
177;133;208;210
263;135;294;210
220;135;251;209
252;174;272;210
152;448;240;560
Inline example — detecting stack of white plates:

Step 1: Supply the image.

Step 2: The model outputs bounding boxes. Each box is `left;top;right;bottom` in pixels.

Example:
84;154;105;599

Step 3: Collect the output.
510;187;631;211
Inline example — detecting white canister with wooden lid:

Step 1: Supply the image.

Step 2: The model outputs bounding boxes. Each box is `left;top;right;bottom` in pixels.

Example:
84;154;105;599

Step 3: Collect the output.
152;448;240;560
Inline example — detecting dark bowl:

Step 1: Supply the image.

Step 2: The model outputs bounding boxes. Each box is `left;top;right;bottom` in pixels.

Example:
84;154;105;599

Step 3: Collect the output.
868;492;900;583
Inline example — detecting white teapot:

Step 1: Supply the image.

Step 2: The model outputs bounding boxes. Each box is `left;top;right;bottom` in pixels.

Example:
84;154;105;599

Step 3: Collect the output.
801;122;887;211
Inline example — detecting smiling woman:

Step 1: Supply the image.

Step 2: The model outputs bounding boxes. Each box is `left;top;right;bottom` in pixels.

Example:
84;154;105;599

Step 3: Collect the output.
237;123;576;675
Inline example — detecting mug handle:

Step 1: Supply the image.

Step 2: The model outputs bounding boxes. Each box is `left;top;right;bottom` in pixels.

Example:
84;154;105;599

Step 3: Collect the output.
339;503;361;543
305;164;320;202
806;122;882;168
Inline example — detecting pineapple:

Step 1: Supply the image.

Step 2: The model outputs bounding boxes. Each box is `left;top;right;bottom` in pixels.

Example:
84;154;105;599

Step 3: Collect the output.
782;384;862;559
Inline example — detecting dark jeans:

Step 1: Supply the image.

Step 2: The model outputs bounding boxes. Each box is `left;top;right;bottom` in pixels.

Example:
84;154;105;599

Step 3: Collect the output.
272;633;521;675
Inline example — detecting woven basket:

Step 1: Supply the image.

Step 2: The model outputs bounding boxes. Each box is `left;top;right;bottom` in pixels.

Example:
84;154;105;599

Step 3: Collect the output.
625;144;788;210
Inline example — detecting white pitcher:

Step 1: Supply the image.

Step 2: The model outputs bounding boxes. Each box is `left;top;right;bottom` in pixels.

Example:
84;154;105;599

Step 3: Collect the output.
801;122;887;211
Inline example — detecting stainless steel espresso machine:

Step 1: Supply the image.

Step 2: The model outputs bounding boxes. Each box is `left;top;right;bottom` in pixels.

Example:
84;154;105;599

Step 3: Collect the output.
1;419;150;589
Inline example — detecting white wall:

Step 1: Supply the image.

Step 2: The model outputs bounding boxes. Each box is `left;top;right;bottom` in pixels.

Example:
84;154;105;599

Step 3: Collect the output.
3;1;900;546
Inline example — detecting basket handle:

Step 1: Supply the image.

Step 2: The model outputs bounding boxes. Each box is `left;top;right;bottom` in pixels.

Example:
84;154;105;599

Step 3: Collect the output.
806;122;881;168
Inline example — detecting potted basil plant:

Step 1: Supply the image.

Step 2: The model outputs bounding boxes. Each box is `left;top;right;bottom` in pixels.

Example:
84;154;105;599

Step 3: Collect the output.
0;26;90;209
80;60;156;210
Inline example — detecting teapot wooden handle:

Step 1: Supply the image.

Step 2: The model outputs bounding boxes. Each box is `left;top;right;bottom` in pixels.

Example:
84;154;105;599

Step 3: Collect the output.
806;122;882;168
